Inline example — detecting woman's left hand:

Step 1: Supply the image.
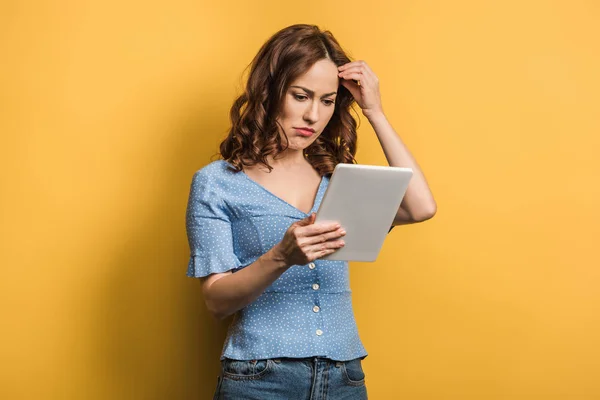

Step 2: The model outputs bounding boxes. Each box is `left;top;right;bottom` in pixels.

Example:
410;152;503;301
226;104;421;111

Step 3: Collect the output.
338;60;383;118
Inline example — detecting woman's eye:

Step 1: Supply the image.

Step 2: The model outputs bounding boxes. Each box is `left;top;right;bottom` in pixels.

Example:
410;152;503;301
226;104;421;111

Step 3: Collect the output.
323;100;335;106
294;94;308;101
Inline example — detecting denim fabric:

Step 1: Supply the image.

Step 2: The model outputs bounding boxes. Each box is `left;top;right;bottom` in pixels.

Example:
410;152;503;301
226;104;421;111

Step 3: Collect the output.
213;357;368;400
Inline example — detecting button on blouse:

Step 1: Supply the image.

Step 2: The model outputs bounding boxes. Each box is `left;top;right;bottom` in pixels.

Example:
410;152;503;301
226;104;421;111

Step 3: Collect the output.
185;160;367;361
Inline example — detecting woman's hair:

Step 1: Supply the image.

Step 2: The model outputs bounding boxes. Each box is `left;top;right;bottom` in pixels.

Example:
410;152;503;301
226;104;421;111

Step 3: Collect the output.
219;24;358;176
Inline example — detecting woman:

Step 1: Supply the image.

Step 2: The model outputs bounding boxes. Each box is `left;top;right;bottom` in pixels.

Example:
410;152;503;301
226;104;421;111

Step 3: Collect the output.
186;24;436;399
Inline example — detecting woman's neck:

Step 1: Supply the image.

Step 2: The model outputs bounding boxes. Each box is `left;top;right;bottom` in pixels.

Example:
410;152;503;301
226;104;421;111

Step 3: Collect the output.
266;149;309;169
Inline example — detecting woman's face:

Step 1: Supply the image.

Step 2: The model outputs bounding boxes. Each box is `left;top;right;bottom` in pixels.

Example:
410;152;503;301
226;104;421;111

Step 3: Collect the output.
276;58;339;151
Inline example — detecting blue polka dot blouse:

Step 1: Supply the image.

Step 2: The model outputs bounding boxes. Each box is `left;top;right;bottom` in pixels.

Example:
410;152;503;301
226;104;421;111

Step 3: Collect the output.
185;160;367;361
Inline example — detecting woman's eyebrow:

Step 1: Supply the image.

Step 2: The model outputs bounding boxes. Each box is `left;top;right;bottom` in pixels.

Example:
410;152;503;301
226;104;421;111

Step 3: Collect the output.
290;85;337;97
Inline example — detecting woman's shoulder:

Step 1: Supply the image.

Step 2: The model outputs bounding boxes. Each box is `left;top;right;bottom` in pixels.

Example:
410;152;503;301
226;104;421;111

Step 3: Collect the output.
190;159;240;193
193;159;237;179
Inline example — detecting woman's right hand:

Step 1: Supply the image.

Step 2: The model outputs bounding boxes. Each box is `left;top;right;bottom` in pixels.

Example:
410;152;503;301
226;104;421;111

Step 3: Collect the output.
273;213;346;267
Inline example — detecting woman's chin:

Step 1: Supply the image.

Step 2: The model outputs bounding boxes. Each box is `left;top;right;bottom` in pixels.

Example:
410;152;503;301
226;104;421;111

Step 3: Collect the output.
282;138;309;151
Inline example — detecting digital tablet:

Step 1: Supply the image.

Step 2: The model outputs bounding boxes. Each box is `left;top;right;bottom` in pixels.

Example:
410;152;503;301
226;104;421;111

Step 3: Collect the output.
314;163;413;262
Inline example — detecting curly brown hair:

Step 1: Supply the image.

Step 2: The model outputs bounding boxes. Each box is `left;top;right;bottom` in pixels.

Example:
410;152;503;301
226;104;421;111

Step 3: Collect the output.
219;24;358;176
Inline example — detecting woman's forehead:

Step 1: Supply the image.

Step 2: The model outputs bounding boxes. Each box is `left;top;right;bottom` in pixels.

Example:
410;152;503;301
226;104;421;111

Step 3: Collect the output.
290;59;339;95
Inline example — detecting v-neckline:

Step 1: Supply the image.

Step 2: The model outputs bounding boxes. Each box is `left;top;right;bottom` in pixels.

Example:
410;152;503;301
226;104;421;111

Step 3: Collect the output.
229;160;326;216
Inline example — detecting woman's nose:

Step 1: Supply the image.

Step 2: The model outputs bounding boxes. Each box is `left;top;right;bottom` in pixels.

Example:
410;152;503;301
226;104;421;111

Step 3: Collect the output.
303;102;319;123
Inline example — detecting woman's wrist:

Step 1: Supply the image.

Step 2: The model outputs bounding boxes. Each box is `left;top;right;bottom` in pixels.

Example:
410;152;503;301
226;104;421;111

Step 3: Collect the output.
363;108;387;124
263;245;291;271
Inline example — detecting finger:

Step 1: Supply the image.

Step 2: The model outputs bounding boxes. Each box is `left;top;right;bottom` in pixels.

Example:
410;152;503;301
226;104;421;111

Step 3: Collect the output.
339;72;370;86
338;60;367;71
338;70;362;86
340;66;374;82
340;66;377;83
339;61;376;79
316;248;339;260
338;69;363;82
338;65;364;75
301;228;346;246
359;61;376;77
297;221;341;237
295;213;316;227
305;239;345;256
340;79;362;96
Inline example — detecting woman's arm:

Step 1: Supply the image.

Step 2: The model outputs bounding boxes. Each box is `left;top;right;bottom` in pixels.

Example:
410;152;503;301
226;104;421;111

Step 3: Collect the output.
201;214;345;320
200;248;288;320
365;111;437;224
338;61;437;225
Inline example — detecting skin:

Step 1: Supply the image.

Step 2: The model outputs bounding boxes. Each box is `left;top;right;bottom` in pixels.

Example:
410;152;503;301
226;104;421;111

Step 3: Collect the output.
201;58;437;319
336;60;437;223
201;59;347;320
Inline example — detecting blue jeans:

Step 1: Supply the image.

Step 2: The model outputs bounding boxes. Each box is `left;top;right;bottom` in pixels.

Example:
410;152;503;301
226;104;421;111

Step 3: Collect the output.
213;357;368;399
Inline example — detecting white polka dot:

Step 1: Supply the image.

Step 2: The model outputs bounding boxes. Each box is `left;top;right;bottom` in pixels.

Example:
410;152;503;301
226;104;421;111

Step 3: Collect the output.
185;160;367;361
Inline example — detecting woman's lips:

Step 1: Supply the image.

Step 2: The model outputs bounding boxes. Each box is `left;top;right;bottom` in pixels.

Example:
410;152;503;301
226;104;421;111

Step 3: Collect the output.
294;128;315;137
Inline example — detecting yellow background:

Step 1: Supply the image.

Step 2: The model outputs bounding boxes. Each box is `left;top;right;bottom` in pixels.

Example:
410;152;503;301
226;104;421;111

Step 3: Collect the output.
1;0;599;399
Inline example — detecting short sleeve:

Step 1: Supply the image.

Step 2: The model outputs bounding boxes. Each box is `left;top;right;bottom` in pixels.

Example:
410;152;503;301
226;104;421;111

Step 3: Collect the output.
185;170;242;278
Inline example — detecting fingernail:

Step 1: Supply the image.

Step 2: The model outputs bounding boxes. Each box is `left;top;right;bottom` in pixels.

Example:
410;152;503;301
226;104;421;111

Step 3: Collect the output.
340;229;346;235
